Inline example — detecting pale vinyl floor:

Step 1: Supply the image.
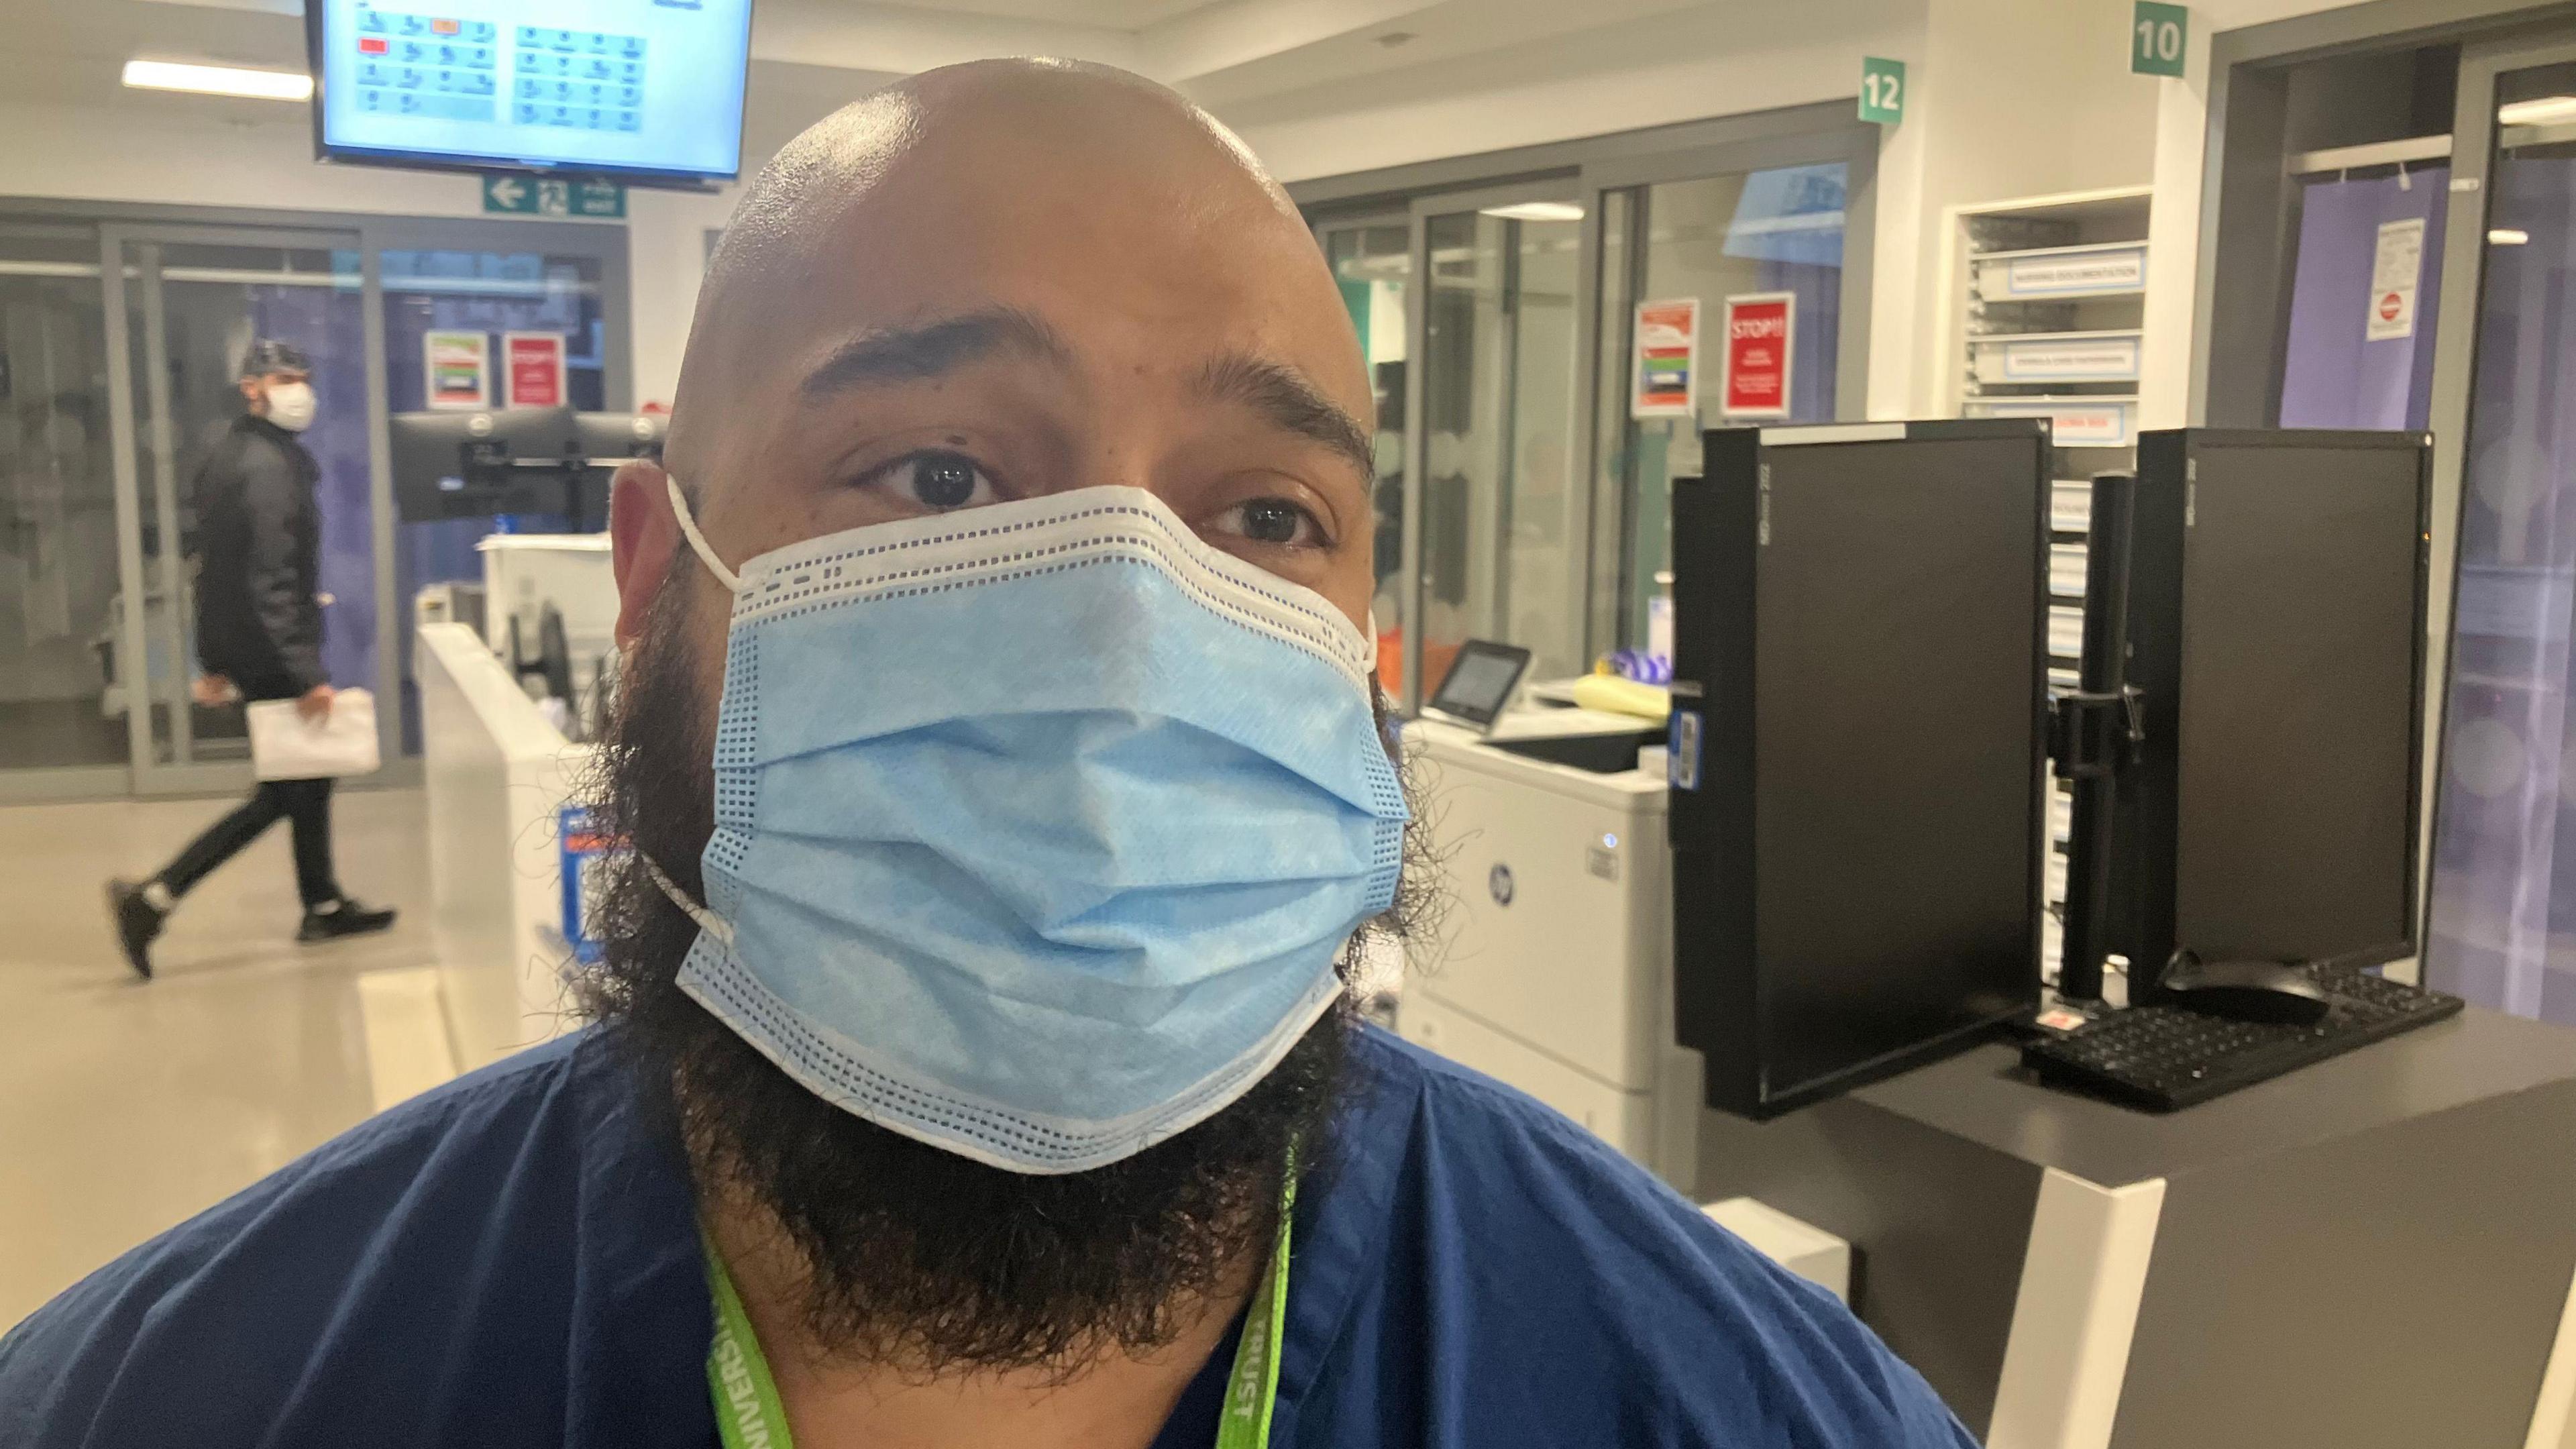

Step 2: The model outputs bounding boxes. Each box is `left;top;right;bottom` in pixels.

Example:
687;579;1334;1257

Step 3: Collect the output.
0;786;455;1328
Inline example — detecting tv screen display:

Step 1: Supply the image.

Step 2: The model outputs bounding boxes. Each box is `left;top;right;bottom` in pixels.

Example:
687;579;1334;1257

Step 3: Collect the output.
307;1;751;182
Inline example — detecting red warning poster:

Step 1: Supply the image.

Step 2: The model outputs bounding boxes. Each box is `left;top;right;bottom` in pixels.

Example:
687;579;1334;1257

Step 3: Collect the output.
1720;292;1795;419
504;331;566;408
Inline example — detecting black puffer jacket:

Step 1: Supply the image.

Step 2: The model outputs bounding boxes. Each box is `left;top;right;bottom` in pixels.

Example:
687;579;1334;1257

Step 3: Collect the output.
193;414;324;702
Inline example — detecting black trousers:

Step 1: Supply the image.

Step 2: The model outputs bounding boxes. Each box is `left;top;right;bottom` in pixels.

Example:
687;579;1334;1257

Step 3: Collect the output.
159;777;341;909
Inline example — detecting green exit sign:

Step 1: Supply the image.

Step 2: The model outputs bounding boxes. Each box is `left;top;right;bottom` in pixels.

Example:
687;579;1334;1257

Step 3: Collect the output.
482;174;626;220
1859;56;1905;125
2133;2;2188;77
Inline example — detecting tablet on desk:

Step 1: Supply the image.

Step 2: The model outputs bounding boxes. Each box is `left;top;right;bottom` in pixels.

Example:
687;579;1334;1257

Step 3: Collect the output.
1425;640;1532;732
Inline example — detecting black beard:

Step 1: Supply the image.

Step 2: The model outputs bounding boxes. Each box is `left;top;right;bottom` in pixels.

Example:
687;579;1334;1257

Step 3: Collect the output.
574;555;1428;1372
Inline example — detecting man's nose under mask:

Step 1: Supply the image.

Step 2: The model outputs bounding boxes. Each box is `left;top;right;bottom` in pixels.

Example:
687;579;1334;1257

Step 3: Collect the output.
647;476;1407;1173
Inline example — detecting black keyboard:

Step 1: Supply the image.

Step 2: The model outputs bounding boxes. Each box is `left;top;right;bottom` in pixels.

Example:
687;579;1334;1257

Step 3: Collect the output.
2022;965;2465;1110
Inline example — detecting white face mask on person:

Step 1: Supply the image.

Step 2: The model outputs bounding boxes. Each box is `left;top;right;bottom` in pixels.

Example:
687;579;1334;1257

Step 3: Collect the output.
263;382;317;433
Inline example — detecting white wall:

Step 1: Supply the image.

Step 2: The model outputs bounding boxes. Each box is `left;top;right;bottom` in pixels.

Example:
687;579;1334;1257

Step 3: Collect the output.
621;186;735;409
1896;0;2162;415
1224;0;1923;182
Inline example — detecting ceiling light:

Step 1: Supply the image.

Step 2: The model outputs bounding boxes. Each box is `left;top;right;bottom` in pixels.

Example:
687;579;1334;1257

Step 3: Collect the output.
2499;95;2576;127
123;59;313;101
2490;228;2532;246
1480;202;1585;222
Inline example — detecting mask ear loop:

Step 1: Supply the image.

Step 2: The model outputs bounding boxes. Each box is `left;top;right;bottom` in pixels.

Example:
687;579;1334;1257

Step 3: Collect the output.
647;472;743;946
643;855;735;947
665;472;744;594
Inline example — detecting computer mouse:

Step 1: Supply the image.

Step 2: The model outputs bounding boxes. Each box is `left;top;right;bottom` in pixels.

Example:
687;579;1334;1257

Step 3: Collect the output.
2158;953;2333;1026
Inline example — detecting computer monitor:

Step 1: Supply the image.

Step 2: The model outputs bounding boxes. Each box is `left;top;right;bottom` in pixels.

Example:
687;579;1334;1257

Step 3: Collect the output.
576;410;666;462
392;406;580;523
1668;419;2051;1118
305;1;753;184
2083;429;2430;995
1426;640;1531;731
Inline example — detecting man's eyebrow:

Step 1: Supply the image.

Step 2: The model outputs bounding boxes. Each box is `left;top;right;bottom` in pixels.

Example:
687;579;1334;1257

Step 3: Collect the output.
1193;353;1375;480
800;307;1073;397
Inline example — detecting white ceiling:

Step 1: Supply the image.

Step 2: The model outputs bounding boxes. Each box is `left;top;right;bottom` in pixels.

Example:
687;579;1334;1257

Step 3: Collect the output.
854;0;1226;30
13;0;1729;167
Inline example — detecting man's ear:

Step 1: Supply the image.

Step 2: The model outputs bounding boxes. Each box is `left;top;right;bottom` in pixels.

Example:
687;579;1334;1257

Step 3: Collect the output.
610;457;681;649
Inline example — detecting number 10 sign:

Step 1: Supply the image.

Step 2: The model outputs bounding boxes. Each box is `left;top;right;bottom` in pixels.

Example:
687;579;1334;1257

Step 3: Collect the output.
2133;2;2187;77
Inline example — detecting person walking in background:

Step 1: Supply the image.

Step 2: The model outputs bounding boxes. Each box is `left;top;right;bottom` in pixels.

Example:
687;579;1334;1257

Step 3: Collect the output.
105;339;394;981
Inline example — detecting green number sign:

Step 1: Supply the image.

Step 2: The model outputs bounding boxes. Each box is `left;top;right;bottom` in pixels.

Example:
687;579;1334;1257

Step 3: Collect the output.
2133;2;2188;77
1859;56;1905;126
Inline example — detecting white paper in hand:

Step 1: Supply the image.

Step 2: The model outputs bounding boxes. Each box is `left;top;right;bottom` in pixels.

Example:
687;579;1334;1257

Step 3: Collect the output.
247;688;380;781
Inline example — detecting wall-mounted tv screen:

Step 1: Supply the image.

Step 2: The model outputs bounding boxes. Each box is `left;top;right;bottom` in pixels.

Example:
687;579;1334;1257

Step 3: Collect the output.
306;1;751;183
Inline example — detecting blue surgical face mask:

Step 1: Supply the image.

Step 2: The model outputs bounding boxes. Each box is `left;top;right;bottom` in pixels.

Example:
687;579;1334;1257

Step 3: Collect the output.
649;476;1407;1174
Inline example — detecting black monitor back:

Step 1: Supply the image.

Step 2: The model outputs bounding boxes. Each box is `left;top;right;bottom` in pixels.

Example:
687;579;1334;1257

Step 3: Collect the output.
576;411;667;463
1669;419;2050;1118
2107;429;2430;991
391;407;583;524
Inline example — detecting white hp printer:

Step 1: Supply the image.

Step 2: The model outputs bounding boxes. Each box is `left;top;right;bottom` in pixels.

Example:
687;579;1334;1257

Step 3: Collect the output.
1393;641;1703;1190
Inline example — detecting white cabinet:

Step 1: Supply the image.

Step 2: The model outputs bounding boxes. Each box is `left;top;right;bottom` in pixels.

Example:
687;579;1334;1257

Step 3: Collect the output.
1943;189;2151;994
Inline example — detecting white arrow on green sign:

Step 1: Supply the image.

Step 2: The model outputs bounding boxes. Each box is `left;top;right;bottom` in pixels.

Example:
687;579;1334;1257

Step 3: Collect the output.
482;174;625;220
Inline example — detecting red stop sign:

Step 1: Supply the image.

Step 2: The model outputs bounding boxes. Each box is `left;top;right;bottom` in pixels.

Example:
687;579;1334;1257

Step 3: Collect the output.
2379;292;2402;321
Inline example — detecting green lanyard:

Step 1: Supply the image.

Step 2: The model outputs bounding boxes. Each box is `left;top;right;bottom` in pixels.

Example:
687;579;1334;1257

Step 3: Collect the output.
702;1171;1295;1449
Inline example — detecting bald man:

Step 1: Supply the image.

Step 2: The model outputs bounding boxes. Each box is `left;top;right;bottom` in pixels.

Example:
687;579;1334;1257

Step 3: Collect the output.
1;64;1972;1449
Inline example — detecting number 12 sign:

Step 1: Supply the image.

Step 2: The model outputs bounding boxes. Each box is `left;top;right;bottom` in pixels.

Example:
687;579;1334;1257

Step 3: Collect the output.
1860;56;1904;125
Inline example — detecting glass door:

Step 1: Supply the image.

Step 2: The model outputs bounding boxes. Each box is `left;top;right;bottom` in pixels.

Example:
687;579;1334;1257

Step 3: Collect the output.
100;225;377;795
2424;40;2576;1024
376;241;609;754
1588;161;1854;659
1320;220;1412;701
0;223;125;795
1405;184;1591;708
1300;117;1874;714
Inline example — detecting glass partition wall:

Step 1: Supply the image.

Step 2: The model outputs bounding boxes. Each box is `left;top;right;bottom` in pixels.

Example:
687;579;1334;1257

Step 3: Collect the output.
1303;105;1877;714
1417;187;1589;694
1594;164;1851;655
104;229;370;792
2425;41;2576;1026
0;201;628;803
0;222;123;783
2204;8;2576;1026
1324;222;1411;697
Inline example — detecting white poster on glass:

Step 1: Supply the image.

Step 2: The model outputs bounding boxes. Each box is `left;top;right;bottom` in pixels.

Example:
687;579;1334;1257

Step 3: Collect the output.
2366;218;2425;342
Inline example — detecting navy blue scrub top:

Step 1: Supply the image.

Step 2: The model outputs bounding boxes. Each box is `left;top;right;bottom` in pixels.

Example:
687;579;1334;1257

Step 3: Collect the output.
1;1025;1977;1448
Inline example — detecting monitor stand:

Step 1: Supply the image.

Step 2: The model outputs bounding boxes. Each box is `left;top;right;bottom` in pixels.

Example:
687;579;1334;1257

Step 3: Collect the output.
2050;471;2142;1008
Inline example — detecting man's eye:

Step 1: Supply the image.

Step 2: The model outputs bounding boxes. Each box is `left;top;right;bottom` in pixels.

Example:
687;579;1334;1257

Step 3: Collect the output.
1210;497;1326;548
855;450;1000;512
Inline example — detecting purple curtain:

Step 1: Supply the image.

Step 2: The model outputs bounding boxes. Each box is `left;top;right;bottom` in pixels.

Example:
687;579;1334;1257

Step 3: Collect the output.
2278;168;2447;430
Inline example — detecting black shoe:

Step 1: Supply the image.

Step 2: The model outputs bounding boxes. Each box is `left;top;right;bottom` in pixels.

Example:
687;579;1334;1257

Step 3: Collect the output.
107;878;164;981
299;898;398;943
